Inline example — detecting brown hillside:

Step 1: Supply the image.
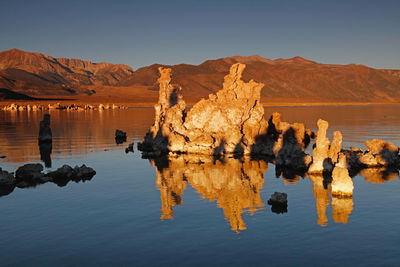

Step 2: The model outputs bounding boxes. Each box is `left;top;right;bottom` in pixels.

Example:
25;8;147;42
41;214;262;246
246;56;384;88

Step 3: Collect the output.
1;49;400;104
121;55;400;103
0;48;134;97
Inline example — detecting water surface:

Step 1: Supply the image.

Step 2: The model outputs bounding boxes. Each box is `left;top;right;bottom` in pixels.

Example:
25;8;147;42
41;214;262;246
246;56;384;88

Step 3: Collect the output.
0;106;400;266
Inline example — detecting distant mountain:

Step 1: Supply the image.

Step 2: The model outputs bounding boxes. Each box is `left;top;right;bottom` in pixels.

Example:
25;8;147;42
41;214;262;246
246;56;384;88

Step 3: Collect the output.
0;49;134;97
1;48;400;103
122;55;400;103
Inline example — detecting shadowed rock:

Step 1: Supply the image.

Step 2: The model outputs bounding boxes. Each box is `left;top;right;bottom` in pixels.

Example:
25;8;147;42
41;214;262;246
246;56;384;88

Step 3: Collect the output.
15;163;45;181
125;142;134;153
0;168;16;186
0;163;96;195
267;192;288;214
38;114;52;142
115;129;127;144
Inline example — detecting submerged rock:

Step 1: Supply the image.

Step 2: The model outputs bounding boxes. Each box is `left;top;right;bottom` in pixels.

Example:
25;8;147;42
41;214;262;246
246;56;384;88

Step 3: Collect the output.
47;164;96;181
15;163;45;181
267;192;288;213
125;142;134;153
38;114;52;142
0;168;16;185
115;129;127;144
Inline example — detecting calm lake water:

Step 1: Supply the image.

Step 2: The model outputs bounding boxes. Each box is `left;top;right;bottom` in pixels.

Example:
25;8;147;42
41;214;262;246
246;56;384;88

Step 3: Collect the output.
1;106;400;266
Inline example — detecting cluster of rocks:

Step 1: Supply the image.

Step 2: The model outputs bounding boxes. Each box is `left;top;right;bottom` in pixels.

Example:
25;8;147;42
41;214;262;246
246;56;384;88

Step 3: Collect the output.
138;63;400;199
0;163;96;196
1;103;127;111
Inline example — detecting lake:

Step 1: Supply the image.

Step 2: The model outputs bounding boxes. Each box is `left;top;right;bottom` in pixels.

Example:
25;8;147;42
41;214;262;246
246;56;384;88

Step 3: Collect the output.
1;106;400;266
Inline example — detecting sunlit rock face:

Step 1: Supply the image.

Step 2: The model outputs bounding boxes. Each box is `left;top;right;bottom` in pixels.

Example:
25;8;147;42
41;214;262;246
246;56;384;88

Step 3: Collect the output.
360;139;400;168
151;155;268;232
308;119;331;174
139;63;312;167
329;131;343;164
331;154;354;197
140;63;265;156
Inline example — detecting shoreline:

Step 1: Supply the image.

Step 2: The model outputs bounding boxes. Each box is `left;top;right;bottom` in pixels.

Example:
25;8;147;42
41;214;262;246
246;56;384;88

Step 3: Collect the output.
1;100;400;109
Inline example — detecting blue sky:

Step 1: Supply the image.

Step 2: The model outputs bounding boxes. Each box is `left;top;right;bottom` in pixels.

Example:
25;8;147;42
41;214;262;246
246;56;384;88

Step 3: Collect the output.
0;0;399;69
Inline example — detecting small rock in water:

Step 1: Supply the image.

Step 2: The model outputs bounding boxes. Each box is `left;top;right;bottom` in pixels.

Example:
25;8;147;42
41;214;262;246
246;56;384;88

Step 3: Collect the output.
47;164;96;181
15;163;45;181
125;142;134;153
115;129;127;144
0;168;16;185
268;192;288;214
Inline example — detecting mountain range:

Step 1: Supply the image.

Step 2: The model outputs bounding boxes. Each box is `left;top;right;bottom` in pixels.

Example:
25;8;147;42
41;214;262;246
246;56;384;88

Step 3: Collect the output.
1;48;400;104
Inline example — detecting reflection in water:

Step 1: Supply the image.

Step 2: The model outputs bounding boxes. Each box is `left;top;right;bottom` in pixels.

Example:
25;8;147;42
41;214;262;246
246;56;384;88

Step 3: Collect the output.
308;174;354;225
331;196;353;224
359;168;399;184
151;156;268;232
308;175;330;226
151;155;399;230
0;109;153;164
39;142;52;167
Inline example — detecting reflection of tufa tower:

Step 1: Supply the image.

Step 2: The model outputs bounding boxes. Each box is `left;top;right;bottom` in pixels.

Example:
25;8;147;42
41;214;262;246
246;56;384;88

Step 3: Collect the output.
152;156;268;232
308;175;354;225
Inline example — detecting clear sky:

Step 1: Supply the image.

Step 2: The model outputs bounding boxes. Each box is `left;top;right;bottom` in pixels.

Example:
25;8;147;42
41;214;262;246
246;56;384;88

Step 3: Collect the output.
1;0;399;69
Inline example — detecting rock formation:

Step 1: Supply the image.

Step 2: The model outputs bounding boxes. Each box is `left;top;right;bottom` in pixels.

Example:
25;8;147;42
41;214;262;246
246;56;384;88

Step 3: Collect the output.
139;63;313;170
115;129;127;144
329;131;343;164
308;119;331;174
331;153;354;197
360;139;399;167
38;114;52;142
341;139;400;173
0;163;96;196
125;142;134;153
267;192;288;214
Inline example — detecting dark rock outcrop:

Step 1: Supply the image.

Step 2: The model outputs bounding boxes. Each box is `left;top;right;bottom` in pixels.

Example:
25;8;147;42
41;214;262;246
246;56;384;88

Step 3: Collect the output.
125;142;134;153
0;163;96;196
115;129;127;144
267;192;288;214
